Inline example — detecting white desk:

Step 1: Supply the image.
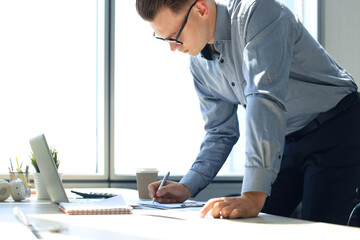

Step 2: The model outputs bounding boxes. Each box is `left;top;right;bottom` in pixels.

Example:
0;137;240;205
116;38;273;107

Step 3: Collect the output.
1;188;360;239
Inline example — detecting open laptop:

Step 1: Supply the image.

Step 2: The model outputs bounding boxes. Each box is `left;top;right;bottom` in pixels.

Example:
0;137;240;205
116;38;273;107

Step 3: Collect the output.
29;134;133;216
29;134;72;203
29;134;101;204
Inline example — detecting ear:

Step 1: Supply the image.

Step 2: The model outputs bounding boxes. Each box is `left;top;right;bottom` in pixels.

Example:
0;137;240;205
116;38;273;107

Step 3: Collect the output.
194;0;210;19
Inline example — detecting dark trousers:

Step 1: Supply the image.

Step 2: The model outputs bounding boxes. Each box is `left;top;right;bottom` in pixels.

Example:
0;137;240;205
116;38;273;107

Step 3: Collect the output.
262;102;360;225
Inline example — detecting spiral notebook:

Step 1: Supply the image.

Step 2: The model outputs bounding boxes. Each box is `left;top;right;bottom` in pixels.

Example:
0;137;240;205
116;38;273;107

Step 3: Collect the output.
59;195;132;215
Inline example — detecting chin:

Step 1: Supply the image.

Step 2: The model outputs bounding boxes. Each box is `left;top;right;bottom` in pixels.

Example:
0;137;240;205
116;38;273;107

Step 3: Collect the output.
178;47;201;56
188;50;201;57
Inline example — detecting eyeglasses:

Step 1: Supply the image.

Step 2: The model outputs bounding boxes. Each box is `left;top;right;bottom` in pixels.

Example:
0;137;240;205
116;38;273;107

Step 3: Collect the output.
153;0;198;45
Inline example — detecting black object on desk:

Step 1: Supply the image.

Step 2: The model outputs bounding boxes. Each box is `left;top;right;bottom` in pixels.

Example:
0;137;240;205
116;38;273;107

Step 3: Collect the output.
71;190;117;199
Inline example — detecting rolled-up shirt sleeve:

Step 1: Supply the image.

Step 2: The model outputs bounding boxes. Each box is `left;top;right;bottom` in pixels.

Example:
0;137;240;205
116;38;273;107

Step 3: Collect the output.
240;0;295;194
180;74;240;196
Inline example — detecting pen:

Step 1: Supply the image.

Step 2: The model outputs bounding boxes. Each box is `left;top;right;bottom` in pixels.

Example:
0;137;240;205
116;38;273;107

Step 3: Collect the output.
16;156;20;169
10;158;14;171
9;167;16;180
152;171;170;203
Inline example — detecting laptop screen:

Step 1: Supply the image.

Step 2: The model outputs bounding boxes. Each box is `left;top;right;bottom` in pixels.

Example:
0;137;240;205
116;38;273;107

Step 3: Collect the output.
29;134;69;203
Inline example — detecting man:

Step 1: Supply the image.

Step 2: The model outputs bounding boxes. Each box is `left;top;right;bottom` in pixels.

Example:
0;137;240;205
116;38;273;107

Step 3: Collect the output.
136;0;360;225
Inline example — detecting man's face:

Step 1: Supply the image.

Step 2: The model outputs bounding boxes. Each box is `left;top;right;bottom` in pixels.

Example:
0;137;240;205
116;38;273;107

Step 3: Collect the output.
150;2;207;56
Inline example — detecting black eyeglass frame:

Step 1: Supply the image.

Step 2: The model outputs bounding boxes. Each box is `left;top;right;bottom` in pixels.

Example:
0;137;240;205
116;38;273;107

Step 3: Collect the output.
153;0;198;45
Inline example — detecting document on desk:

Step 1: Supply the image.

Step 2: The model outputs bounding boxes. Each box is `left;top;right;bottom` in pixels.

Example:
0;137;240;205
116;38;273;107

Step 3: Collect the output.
59;195;132;215
137;200;205;210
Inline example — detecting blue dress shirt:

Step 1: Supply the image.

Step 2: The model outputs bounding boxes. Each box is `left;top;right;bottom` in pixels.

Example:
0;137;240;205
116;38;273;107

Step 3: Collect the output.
179;0;357;196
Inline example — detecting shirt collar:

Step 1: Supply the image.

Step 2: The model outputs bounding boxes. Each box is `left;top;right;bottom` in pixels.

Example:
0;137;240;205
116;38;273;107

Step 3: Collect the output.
214;0;232;42
200;1;231;60
200;44;214;60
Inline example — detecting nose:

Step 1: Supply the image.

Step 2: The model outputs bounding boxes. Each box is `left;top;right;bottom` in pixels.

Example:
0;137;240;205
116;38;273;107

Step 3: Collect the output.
169;43;180;52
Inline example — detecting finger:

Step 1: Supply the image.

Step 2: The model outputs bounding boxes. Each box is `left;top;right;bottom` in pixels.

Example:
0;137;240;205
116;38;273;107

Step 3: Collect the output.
229;208;242;218
200;198;224;218
219;205;233;218
200;199;216;218
155;197;177;203
148;181;161;198
155;182;174;198
212;201;229;218
156;184;169;197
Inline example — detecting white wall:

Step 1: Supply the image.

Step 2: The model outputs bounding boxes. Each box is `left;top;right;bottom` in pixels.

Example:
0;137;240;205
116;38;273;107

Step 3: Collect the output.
320;0;360;85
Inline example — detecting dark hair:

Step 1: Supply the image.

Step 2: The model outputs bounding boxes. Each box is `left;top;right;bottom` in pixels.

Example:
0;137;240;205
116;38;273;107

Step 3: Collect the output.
136;0;192;21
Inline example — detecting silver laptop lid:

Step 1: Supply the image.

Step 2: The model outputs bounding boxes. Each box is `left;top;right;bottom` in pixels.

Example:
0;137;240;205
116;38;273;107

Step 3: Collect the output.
29;134;69;203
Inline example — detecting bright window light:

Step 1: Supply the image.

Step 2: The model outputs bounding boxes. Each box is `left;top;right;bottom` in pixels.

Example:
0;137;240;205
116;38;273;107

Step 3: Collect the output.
0;0;105;175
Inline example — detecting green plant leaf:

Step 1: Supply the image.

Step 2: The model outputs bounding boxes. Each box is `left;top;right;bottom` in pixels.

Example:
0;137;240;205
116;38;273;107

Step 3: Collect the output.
30;147;60;173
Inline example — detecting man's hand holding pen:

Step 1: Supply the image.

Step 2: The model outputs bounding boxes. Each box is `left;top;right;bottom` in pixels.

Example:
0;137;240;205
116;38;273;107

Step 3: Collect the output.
148;180;192;204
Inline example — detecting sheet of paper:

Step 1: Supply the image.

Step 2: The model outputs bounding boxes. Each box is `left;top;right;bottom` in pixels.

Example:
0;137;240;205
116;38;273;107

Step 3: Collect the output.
135;200;205;210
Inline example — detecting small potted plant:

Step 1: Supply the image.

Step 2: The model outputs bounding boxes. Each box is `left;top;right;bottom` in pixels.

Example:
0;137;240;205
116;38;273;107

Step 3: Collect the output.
30;147;61;199
30;147;60;172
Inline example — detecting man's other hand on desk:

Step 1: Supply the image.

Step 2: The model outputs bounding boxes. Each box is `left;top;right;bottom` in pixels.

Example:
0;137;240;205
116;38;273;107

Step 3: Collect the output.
148;181;192;203
200;191;267;219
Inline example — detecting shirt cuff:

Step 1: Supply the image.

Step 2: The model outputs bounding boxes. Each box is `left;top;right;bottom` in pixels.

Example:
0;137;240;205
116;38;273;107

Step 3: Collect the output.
241;167;278;196
179;170;209;197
